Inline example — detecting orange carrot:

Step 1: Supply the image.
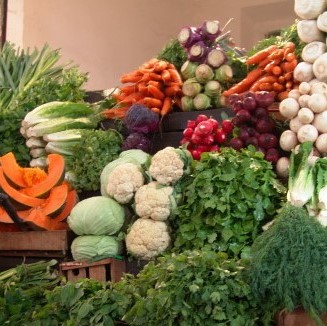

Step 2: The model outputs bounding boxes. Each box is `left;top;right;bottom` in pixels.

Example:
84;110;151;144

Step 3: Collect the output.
264;59;282;73
148;84;165;100
249;80;262;92
168;69;182;84
272;82;285;92
285;52;296;62
161;97;173;116
271;66;282;76
120;84;138;95
148;80;161;88
112;93;126;101
154;60;168;72
141;97;163;108
161;69;171;84
259;82;273;91
223;68;264;96
277;90;289;101
268;48;285;61
257;75;278;84
258;58;271;68
167;63;176;69
101;106;129;119
119;92;144;105
285;81;293;90
120;71;143;84
151;107;161;114
281;59;298;72
164;85;182;97
283;42;296;54
138;82;150;96
246;45;278;65
149;72;163;81
278;75;286;84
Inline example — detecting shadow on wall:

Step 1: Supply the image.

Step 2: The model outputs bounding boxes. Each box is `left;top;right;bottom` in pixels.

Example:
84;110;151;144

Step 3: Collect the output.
241;0;296;51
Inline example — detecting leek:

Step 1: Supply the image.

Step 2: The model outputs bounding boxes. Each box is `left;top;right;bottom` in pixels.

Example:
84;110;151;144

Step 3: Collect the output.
287;142;315;207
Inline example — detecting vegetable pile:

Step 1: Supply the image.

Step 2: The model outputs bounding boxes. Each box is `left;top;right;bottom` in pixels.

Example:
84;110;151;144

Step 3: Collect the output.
171;147;286;257
180;114;233;160
101;58;183;119
228;91;282;164
0;152;77;231
0;42;87;166
177;19;247;111
224;42;299;101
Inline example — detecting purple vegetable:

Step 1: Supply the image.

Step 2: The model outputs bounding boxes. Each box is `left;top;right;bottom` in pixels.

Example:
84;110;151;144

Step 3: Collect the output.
178;26;202;48
188;41;208;62
254;91;275;108
205;46;226;68
123;103;160;134
122;132;152;153
201;20;221;41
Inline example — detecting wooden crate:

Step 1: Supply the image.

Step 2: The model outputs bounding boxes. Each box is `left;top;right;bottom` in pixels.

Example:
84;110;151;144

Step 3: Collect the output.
0;230;72;257
277;308;327;325
60;258;126;283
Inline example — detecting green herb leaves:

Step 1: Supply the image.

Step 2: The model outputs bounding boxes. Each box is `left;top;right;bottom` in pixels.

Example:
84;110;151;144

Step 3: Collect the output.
172;147;286;257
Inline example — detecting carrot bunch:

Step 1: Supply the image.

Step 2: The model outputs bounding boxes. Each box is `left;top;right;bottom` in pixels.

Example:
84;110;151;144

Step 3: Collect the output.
223;42;299;102
101;58;183;119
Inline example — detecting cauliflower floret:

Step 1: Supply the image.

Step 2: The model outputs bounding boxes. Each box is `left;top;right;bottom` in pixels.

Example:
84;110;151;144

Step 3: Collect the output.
148;146;185;185
135;181;174;221
106;163;144;204
125;218;170;260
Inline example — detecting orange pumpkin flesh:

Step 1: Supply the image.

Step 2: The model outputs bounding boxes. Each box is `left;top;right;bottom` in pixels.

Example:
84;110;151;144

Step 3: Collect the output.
20;154;65;198
55;189;79;222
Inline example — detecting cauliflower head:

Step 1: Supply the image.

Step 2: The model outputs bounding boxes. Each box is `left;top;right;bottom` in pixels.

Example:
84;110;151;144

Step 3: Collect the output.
125;218;170;260
106;163;144;204
135;181;174;221
148;146;192;185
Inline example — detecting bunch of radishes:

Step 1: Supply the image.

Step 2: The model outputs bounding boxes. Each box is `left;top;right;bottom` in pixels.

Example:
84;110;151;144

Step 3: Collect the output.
228;91;281;164
180;114;233;160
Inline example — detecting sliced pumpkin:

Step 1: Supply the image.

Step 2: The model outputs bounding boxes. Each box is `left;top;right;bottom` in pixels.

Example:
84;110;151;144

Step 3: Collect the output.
55;189;79;222
24;209;70;231
20;154;65;198
36;183;69;217
0;206;30;223
0;168;45;208
0;152;47;188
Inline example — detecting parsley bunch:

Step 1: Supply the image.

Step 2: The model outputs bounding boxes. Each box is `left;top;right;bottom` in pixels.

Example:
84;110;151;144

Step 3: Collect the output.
172;147;286;258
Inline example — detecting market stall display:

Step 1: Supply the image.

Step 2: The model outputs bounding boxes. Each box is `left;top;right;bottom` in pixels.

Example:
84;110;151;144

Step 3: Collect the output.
3;0;327;324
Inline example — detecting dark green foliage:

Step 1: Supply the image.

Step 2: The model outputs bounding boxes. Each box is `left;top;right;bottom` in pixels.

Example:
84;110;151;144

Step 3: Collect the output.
171;147;286;257
247;204;327;325
65;129;123;192
122;250;260;326
156;38;188;70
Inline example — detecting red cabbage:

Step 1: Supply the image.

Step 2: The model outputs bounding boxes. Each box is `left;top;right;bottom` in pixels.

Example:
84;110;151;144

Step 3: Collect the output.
123;103;160;134
122;132;152;153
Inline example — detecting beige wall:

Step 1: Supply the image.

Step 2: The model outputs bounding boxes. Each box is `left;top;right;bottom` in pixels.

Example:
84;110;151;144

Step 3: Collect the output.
7;0;296;90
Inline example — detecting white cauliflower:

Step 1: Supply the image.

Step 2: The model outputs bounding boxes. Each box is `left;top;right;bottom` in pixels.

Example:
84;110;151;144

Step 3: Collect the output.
125;218;170;260
106;163;144;204
135;181;175;221
148;146;192;185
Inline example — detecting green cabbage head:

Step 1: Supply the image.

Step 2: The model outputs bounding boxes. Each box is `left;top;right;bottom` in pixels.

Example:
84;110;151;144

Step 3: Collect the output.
71;235;121;261
68;196;125;235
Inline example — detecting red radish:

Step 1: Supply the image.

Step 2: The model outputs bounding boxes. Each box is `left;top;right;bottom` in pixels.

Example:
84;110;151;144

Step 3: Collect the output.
187;120;197;129
180;137;189;145
221;119;233;133
195;114;209;125
197;144;211;152
215;129;227;143
201;134;215;145
210;144;220;152
192;149;202;160
191;133;203;144
207;118;219;130
230;137;244;150
195;120;213;136
258;133;278;149
183;127;194;138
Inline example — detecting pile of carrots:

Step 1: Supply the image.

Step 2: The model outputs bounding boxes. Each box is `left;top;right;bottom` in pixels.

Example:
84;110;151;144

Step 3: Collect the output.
223;42;299;102
101;58;183;119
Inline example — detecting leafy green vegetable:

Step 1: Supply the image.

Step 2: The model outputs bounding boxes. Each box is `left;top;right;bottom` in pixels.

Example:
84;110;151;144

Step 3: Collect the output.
247;204;327;325
157;38;188;70
122;250;260;325
171;147;286;257
0;42;88;166
65;129;123;192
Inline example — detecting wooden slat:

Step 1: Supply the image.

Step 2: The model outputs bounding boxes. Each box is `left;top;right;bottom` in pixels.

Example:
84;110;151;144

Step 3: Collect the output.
0;230;69;251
